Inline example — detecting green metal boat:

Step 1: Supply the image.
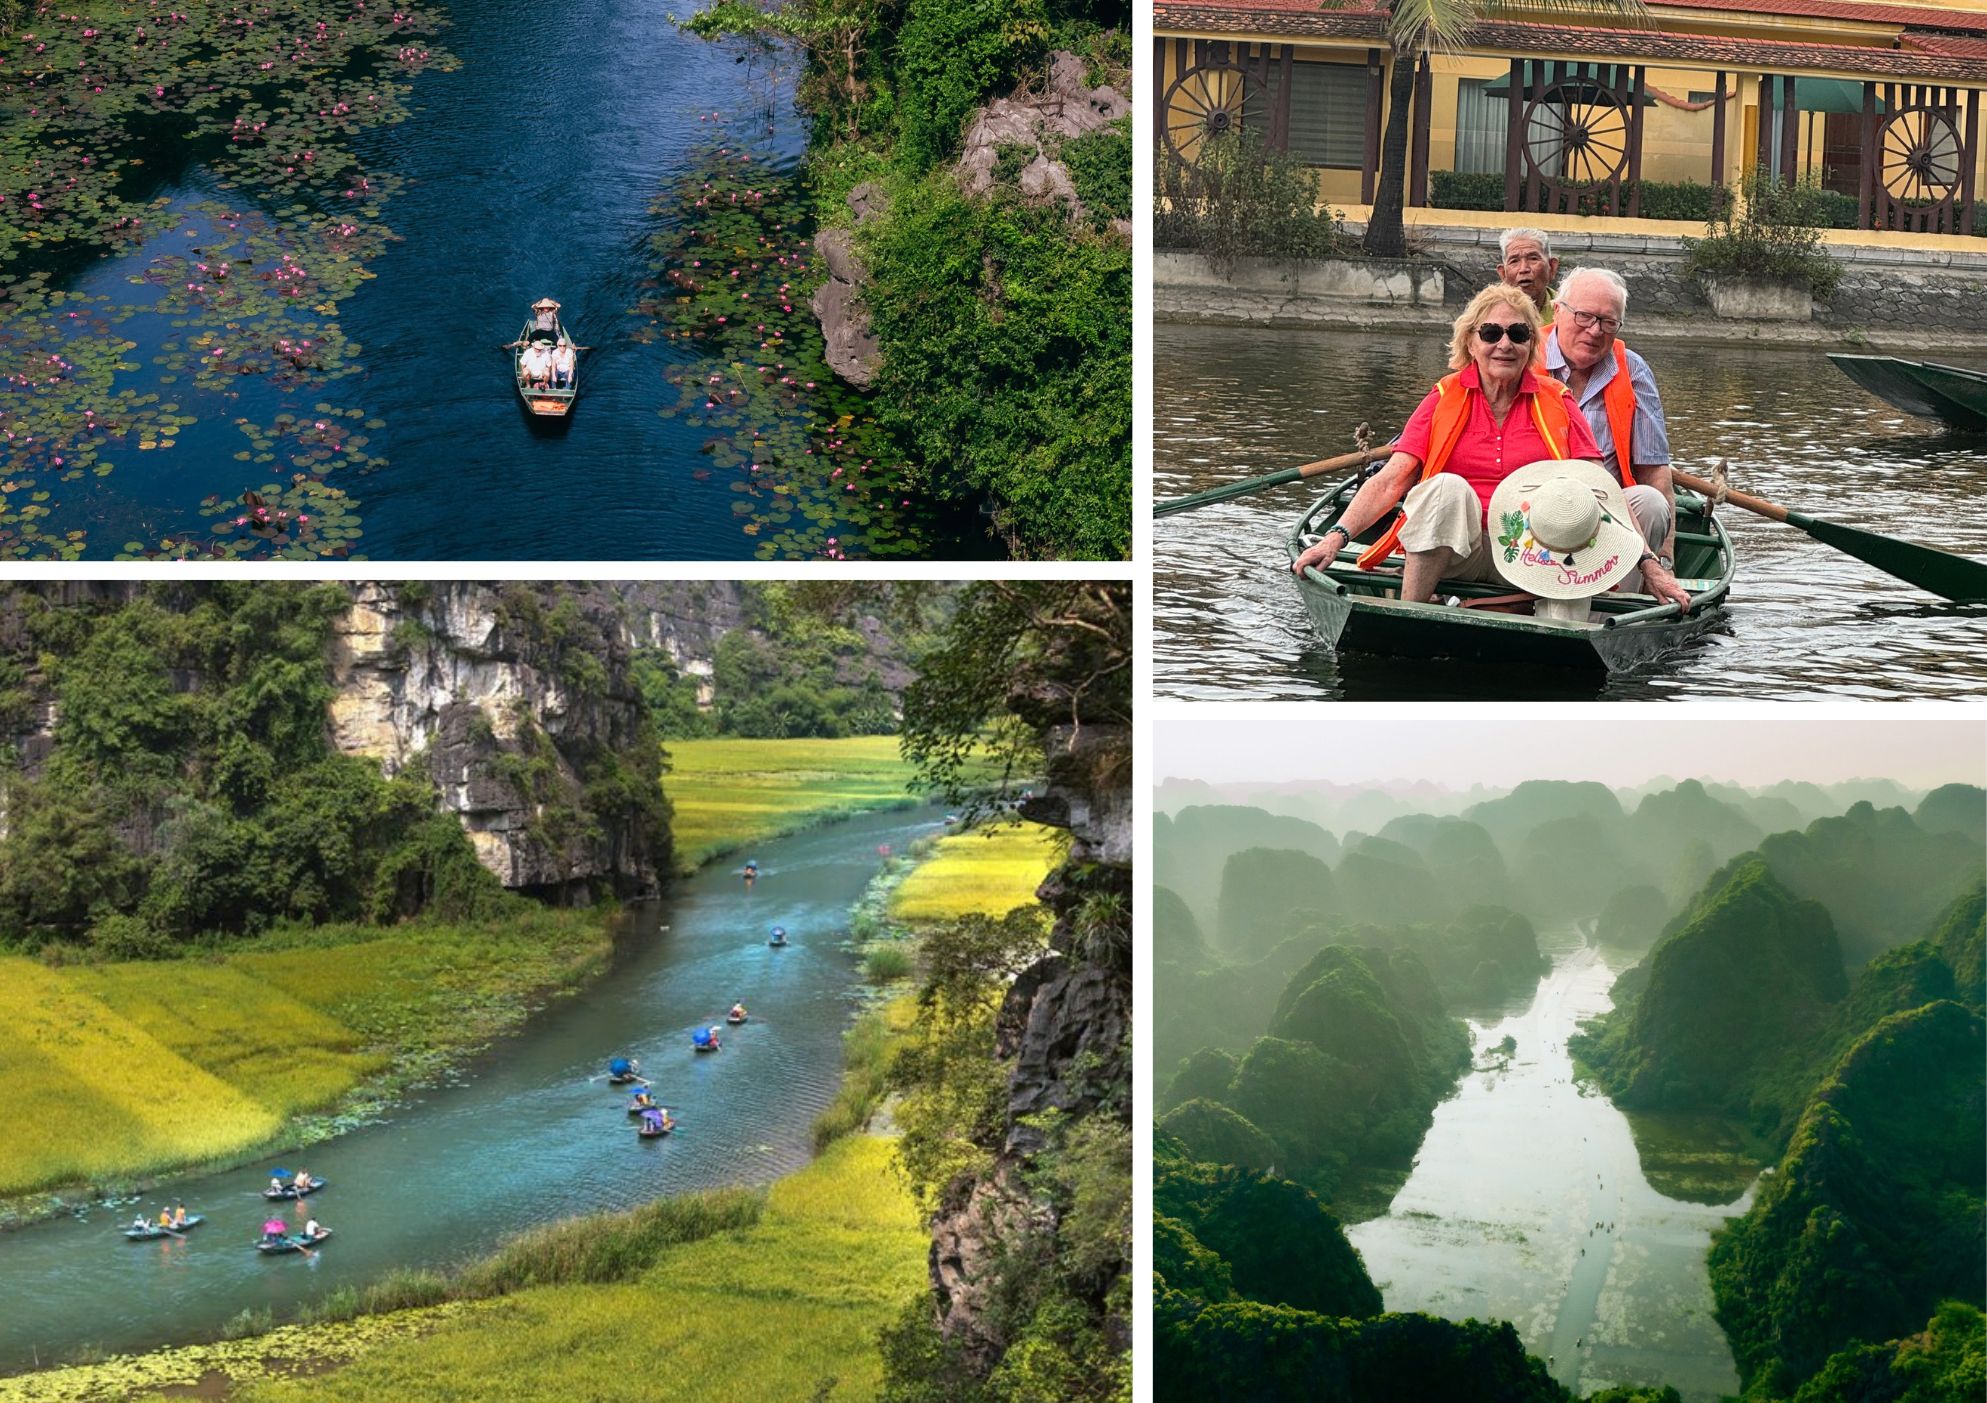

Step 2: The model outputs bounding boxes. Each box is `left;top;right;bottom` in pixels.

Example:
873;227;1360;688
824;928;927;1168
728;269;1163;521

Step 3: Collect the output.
513;299;579;419
1828;354;1987;432
1287;474;1735;673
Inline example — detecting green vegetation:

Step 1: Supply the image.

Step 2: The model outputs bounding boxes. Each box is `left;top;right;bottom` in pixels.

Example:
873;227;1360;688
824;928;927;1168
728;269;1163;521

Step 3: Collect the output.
0;583;664;949
662;735;921;870
1153;131;1354;268
685;3;1129;560
1683;168;1845;300
1430;169;1727;221
0;908;614;1205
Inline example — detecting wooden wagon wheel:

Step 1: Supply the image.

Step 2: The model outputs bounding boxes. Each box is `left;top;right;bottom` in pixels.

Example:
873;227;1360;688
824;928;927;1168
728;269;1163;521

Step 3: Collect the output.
1162;62;1267;167
1878;107;1963;205
1520;79;1631;194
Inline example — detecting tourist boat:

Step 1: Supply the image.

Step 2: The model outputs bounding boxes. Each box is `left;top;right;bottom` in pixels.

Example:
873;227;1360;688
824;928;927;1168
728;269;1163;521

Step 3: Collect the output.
262;1178;327;1201
767;925;789;948
123;1215;204;1240
606;1056;642;1086
513;298;579;419
256;1228;333;1254
636;1113;673;1139
1287;474;1735;674
1828;353;1987;432
726;1012;747;1025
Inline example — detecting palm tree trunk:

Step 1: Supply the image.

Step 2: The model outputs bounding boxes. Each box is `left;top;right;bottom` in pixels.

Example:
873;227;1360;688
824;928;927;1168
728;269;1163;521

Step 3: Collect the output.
1363;43;1421;259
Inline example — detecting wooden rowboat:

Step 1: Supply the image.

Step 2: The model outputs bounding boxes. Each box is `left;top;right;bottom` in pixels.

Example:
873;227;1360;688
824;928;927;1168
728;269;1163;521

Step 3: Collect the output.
513;305;579;419
1828;354;1987;432
1287;474;1734;674
256;1228;332;1254
263;1179;326;1200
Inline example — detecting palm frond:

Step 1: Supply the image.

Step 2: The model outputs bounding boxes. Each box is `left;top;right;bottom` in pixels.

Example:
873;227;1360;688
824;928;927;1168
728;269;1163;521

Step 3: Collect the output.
1380;0;1653;53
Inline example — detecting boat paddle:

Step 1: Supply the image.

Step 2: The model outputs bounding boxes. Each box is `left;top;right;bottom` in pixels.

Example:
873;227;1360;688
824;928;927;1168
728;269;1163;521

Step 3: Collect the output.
1674;465;1987;604
1156;443;1396;518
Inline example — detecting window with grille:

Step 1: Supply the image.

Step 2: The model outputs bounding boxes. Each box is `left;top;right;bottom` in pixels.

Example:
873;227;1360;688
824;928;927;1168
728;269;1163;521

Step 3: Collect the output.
1272;61;1367;168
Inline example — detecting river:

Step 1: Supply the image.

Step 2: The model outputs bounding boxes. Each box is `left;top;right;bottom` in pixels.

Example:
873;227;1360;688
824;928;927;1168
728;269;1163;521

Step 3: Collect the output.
3;0;991;560
1155;323;1987;700
1348;932;1752;1402
0;803;941;1376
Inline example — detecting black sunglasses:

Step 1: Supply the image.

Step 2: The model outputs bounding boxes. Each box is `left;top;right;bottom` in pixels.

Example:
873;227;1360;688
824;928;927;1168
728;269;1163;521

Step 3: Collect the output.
1476;322;1533;345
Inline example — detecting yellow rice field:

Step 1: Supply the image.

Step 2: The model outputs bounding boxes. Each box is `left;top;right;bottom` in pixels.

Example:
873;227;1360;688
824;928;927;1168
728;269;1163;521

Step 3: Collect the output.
232;1134;927;1403
890;821;1063;923
664;736;923;871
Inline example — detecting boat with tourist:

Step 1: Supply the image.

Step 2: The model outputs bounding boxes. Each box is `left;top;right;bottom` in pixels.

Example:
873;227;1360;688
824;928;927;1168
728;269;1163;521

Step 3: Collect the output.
256;1227;333;1255
511;298;580;419
123;1215;204;1241
1286;473;1735;673
767;925;789;948
1828;353;1987;432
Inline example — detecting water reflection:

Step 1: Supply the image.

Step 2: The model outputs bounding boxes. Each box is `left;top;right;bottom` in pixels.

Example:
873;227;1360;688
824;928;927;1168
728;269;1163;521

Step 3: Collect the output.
1156;324;1987;700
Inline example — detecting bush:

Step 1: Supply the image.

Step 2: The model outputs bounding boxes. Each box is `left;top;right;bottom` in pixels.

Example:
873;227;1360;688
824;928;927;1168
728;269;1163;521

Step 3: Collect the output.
1059;120;1131;227
894;0;1050;173
454;1187;764;1296
1154;133;1353;268
1428;170;1726;222
1683;167;1843;300
866;943;914;980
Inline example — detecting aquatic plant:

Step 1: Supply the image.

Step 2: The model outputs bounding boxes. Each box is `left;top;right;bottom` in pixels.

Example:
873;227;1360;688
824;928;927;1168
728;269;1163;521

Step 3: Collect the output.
641;127;948;560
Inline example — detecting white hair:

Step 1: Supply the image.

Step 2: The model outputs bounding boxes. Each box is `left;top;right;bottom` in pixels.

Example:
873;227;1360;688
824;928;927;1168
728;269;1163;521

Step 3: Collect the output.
1498;227;1554;260
1558;266;1630;317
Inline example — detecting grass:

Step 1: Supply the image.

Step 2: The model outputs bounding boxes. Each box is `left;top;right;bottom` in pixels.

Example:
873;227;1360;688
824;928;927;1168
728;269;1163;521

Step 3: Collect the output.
889;820;1063;924
224;1135;927;1403
0;908;613;1205
811;996;917;1150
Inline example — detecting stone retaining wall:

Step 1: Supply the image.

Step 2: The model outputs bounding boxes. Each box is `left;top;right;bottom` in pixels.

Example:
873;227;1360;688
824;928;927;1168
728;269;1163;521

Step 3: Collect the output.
1157;229;1987;347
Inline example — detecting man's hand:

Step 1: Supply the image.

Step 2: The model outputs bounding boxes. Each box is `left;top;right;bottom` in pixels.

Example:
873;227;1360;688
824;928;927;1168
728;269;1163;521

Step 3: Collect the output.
1641;556;1691;609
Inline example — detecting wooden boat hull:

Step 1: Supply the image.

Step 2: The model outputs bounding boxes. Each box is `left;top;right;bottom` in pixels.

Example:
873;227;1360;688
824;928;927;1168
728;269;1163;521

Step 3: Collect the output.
124;1215;204;1240
257;1229;332;1254
263;1180;326;1200
607;1073;641;1085
1829;353;1987;431
514;313;579;418
1288;474;1735;676
637;1124;673;1138
726;1015;746;1025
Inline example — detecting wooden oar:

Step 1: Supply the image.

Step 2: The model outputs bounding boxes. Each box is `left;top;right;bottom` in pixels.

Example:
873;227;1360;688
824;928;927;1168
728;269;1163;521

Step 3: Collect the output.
1156;444;1396;518
1675;466;1987;604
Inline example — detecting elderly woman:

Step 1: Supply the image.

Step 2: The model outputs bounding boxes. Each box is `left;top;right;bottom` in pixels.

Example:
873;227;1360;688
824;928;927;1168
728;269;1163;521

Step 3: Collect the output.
1291;283;1603;602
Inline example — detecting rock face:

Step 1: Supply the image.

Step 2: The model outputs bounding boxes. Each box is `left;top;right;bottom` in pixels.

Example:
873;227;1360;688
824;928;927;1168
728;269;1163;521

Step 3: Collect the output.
926;592;1133;1369
329;583;668;899
957;49;1130;226
812;191;888;389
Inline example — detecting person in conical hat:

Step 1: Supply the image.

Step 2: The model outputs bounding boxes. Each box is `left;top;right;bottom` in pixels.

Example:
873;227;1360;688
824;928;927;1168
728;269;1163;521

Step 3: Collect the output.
531;297;560;333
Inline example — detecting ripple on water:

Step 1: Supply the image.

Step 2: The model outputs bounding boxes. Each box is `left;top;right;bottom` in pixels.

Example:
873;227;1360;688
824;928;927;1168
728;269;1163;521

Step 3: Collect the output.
1156;324;1987;700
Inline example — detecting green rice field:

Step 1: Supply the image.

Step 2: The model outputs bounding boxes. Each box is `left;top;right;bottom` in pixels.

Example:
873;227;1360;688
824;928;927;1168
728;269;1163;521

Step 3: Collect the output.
0;911;611;1203
890;821;1064;924
664;736;925;871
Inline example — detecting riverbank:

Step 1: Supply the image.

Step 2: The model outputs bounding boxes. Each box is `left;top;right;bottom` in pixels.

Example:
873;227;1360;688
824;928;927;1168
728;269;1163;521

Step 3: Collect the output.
0;905;618;1233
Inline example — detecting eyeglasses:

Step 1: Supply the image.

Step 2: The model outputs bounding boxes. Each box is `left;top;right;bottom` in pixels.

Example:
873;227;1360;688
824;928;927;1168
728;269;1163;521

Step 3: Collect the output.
1475;322;1533;345
1565;307;1622;335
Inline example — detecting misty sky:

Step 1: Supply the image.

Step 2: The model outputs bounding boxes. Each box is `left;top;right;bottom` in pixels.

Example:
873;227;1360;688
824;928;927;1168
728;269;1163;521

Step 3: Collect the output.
1156;719;1985;792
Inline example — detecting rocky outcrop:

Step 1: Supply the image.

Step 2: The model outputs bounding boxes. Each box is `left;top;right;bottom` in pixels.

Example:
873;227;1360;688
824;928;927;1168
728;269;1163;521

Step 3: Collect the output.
958;50;1130;231
329;583;667;899
925;586;1132;1369
812;194;886;389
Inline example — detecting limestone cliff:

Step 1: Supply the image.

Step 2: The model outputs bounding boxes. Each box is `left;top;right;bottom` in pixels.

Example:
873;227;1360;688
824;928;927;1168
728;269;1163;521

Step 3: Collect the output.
328;582;668;898
927;588;1133;1369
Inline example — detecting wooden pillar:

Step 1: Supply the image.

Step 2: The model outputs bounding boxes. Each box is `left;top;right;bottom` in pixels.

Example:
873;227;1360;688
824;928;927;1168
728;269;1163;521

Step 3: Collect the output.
1779;73;1799;187
1711;72;1727;189
1525;59;1548;211
1153;37;1167;149
1627;65;1647;218
1503;58;1524;211
1364;47;1383;204
1859;82;1877;228
1964;87;1979;236
1756;74;1775;176
1410;51;1433;208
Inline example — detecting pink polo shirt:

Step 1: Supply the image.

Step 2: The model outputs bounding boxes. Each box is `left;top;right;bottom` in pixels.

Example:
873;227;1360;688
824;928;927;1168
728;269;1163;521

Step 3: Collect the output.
1395;364;1601;518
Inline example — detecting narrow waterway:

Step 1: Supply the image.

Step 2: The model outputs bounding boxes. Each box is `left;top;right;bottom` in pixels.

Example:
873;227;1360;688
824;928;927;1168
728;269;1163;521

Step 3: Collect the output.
1155;323;1987;699
0;803;942;1376
1348;931;1752;1402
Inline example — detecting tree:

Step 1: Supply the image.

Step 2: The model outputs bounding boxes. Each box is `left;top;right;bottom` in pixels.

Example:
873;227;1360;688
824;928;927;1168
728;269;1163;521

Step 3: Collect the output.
1352;0;1647;258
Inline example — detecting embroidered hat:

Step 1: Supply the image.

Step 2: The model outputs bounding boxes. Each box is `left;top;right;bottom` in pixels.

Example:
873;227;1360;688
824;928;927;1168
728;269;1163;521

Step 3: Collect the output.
1486;459;1644;600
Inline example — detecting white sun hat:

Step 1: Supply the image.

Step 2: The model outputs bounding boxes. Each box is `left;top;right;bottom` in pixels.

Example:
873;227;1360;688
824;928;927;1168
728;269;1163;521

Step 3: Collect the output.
1486;459;1644;599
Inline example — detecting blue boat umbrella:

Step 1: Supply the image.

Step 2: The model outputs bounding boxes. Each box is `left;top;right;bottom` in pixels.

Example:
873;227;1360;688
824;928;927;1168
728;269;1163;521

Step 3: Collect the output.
608;1056;632;1077
692;1026;714;1048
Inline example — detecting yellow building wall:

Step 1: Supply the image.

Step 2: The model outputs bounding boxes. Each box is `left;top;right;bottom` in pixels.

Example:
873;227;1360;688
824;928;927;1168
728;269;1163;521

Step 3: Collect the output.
1159;28;1987;226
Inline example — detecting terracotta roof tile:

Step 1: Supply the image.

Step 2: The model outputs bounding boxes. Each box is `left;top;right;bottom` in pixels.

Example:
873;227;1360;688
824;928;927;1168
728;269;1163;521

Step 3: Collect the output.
1904;32;1987;57
1154;3;1987;80
1652;0;1987;36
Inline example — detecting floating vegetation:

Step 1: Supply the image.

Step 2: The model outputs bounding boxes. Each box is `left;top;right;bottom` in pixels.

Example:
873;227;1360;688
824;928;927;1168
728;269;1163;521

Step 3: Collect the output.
0;0;454;554
640;127;938;560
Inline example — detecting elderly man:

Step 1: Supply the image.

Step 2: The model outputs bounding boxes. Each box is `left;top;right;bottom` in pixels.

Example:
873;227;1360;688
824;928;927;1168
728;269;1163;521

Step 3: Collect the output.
1545;266;1689;608
1498;228;1559;315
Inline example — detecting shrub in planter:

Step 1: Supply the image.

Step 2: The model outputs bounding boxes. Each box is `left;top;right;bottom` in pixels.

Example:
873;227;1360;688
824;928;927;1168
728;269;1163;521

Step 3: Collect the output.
1154;133;1355;268
1681;167;1842;300
1427;172;1724;221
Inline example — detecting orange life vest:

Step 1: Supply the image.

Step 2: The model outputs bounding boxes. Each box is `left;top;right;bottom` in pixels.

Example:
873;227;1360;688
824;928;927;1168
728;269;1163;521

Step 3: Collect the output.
1600;340;1638;488
1355;371;1575;571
